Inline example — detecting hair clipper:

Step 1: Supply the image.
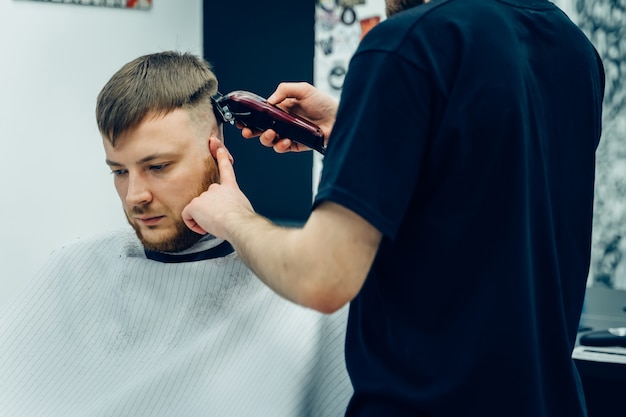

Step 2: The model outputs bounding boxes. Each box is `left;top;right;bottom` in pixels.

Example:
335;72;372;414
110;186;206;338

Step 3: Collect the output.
211;90;326;154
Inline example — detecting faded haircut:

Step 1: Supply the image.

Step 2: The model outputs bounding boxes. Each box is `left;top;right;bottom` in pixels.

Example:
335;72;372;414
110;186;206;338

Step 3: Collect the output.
96;51;219;146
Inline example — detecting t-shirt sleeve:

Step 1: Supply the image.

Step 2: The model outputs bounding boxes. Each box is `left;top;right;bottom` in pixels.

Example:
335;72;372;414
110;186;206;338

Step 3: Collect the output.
314;49;433;241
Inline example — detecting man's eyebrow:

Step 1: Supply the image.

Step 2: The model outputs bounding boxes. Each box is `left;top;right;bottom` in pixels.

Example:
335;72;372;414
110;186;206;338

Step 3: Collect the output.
105;159;122;167
105;153;176;167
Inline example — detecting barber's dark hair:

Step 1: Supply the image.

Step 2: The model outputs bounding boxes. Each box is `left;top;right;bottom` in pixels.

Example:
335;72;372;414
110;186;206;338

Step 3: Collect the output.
386;0;425;17
96;51;219;145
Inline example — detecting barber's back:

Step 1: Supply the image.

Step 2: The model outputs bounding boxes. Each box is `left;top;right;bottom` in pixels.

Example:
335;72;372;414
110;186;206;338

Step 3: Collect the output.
321;0;604;415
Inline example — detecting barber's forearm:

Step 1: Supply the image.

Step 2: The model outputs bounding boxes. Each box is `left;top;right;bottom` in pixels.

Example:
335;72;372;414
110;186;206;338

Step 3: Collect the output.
221;203;380;314
224;213;352;313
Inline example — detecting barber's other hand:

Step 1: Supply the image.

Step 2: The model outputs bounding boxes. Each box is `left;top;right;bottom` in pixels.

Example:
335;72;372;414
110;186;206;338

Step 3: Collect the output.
208;136;234;164
182;146;253;240
241;82;338;153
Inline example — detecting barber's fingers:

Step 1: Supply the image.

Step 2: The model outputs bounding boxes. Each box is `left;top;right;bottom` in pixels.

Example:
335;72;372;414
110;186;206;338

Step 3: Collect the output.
241;127;275;143
267;82;312;105
273;138;298;153
267;84;290;105
183;216;207;236
216;148;238;186
241;127;260;139
241;128;292;153
259;130;278;147
182;197;208;235
208;137;234;163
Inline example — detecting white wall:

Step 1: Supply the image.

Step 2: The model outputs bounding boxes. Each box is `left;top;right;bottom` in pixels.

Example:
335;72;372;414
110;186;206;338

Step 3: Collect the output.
0;0;202;307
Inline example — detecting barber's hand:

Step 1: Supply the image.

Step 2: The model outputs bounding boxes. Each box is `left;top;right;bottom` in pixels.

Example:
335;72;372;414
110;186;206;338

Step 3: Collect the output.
208;136;234;164
241;82;338;153
182;145;253;240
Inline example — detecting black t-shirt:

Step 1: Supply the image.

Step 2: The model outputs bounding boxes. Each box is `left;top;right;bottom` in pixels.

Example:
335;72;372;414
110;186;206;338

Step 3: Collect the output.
314;0;605;415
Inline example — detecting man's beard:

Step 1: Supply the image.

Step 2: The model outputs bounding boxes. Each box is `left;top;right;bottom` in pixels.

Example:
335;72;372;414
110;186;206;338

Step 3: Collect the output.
385;0;425;17
126;158;219;253
129;212;204;253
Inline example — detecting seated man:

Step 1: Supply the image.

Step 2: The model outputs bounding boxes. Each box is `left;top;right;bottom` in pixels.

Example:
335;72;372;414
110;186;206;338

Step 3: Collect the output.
0;51;351;417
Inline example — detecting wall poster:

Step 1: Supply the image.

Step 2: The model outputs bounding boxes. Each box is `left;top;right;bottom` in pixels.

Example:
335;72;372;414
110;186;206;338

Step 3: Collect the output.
313;0;386;193
19;0;152;9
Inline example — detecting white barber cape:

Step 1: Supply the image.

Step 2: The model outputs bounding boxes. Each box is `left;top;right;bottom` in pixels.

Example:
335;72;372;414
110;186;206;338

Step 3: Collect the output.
0;230;352;417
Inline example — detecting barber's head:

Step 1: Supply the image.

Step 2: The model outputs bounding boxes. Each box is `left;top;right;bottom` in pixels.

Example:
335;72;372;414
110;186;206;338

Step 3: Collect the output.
97;51;222;252
385;0;426;17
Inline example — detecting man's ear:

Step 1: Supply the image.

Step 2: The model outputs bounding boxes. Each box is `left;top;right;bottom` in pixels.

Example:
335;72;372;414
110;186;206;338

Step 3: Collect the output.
207;122;223;153
209;122;224;143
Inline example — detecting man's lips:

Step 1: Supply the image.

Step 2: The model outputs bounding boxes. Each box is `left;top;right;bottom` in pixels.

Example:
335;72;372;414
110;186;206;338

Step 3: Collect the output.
136;215;165;226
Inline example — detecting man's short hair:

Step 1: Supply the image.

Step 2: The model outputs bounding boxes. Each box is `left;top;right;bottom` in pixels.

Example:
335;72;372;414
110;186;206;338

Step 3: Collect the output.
96;51;219;145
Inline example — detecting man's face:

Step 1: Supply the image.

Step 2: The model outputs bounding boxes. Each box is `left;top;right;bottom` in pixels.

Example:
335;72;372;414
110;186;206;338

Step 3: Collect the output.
104;108;221;252
385;0;426;17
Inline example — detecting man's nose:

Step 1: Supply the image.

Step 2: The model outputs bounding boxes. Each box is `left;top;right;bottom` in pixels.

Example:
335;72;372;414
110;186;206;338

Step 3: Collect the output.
125;173;152;207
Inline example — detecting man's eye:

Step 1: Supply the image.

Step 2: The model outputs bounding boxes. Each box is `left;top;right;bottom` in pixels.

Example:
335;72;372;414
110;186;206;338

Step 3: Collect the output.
150;164;168;171
111;169;127;177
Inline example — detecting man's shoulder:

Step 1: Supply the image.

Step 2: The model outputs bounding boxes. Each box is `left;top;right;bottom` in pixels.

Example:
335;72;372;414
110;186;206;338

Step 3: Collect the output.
49;229;142;260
